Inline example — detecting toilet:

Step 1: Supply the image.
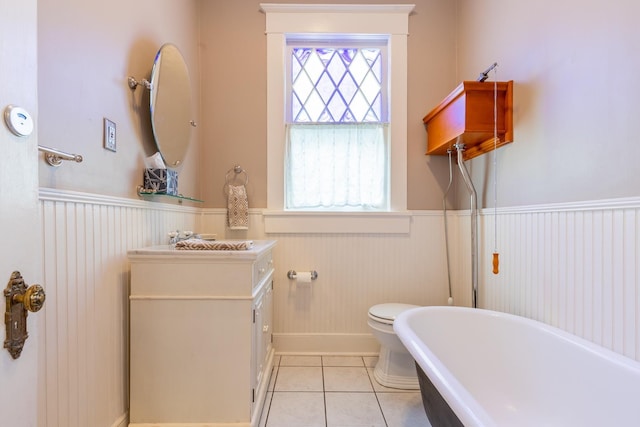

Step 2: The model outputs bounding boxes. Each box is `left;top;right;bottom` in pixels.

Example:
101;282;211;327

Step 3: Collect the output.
367;303;420;389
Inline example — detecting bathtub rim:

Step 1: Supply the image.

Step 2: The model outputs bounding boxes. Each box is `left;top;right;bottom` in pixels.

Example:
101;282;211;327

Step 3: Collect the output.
394;305;640;427
394;306;494;427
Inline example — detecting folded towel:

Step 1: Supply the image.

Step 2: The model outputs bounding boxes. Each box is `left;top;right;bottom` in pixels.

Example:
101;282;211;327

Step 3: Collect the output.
227;184;249;230
175;239;254;251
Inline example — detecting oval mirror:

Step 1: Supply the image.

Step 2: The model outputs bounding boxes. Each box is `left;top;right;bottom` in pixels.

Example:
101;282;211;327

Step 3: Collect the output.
149;43;193;167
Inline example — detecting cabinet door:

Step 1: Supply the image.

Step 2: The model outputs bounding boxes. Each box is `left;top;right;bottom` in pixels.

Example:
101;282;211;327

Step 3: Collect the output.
263;280;273;362
251;288;265;413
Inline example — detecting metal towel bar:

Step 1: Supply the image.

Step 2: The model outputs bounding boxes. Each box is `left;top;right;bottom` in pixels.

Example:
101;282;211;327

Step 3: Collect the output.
38;145;83;167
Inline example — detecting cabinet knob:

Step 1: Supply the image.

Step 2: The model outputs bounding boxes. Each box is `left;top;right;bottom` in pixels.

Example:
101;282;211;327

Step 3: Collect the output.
259;268;266;274
263;325;269;333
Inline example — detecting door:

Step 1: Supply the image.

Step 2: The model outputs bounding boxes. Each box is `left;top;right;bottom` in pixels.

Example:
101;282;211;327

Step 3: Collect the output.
0;0;42;426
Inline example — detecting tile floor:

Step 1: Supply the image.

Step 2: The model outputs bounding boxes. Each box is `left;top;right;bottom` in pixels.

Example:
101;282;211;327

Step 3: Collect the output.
258;355;431;427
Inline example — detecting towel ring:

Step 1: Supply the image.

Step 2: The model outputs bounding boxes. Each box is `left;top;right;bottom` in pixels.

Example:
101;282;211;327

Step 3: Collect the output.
225;165;249;186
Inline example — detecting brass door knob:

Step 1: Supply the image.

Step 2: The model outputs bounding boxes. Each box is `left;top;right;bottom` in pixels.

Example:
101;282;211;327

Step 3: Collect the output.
4;271;46;359
13;284;46;312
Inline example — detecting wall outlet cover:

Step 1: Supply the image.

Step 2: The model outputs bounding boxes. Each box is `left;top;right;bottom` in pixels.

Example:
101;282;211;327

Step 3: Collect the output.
104;118;116;152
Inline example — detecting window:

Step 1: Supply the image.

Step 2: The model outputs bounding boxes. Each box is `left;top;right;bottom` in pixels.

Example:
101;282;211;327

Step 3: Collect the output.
262;3;413;232
288;45;385;123
286;41;389;210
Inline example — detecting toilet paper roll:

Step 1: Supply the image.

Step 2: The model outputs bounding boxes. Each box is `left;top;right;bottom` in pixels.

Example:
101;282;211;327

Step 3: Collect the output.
296;271;313;284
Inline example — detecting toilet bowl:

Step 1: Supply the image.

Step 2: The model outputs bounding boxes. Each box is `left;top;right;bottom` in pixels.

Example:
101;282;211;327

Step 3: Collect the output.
367;303;420;390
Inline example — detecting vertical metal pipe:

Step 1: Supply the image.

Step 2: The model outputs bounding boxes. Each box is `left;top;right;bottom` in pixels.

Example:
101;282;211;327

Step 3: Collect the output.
442;150;454;305
454;141;478;308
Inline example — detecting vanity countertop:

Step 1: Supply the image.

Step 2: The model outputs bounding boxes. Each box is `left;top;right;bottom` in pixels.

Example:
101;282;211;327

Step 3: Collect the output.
128;239;277;261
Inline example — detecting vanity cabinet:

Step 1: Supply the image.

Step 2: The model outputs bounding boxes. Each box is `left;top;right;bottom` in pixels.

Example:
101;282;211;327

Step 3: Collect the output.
127;240;276;427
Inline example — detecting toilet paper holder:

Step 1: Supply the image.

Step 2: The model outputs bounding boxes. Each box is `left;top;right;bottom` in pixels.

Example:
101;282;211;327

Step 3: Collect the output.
287;270;318;280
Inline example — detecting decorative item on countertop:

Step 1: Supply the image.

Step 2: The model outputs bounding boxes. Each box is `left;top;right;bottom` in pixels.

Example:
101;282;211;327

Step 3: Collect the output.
142;152;178;195
225;165;249;230
175;239;253;251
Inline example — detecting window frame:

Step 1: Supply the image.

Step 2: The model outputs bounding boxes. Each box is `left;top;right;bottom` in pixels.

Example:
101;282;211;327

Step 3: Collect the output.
285;38;390;211
261;3;413;233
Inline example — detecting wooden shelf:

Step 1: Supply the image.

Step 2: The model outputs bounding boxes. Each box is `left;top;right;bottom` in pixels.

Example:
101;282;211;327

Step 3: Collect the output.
423;80;513;160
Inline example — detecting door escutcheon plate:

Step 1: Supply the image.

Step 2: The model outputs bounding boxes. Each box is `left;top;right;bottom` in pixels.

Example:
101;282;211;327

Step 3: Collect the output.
4;271;45;359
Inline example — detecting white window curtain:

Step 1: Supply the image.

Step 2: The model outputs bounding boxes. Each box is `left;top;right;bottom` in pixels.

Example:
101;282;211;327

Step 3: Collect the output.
285;123;388;210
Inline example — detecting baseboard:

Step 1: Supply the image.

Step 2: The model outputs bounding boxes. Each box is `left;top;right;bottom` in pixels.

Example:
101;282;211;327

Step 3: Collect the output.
251;348;275;427
112;412;128;427
273;333;379;354
129;424;249;427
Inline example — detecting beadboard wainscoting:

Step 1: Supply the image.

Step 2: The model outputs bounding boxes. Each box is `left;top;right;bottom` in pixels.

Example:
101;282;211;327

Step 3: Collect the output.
171;202;640;358
269;212;449;353
36;189;640;427
38;189;200;427
200;210;454;353
469;198;640;362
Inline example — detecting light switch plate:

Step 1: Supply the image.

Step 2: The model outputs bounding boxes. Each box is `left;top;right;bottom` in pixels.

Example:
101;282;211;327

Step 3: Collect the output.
103;118;116;152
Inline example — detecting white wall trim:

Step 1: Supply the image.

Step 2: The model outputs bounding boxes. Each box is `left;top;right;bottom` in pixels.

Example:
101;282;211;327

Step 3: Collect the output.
39;187;201;213
273;333;379;355
129;424;248;427
260;4;415;16
409;209;447;217
111;413;128;427
260;3;414;35
480;196;640;215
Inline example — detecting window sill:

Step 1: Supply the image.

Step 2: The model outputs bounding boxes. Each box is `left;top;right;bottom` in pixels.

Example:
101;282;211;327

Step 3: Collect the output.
262;210;411;234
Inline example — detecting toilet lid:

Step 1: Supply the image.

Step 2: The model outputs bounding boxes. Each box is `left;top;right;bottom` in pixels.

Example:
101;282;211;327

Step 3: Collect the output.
368;303;419;324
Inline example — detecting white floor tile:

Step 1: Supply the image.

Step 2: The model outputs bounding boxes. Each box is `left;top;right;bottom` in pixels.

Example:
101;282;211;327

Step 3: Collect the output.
274;366;324;391
322;355;364;366
377;392;431;427
266;392;325;427
263;355;427;427
280;355;322;366
325;392;386;427
324;367;373;392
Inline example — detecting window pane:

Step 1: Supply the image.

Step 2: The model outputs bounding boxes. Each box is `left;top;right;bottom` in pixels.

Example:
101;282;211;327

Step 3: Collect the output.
327;93;347;122
348;52;369;85
291;46;384;124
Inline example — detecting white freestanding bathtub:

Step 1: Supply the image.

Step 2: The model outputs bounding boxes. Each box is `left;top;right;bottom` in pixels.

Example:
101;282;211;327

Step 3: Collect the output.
394;306;640;427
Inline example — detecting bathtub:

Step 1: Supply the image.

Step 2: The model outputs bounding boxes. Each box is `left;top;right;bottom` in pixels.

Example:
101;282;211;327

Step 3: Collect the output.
393;306;640;427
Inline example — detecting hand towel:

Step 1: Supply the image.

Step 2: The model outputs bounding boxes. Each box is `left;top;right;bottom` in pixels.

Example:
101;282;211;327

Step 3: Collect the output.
175;239;254;251
227;184;249;230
